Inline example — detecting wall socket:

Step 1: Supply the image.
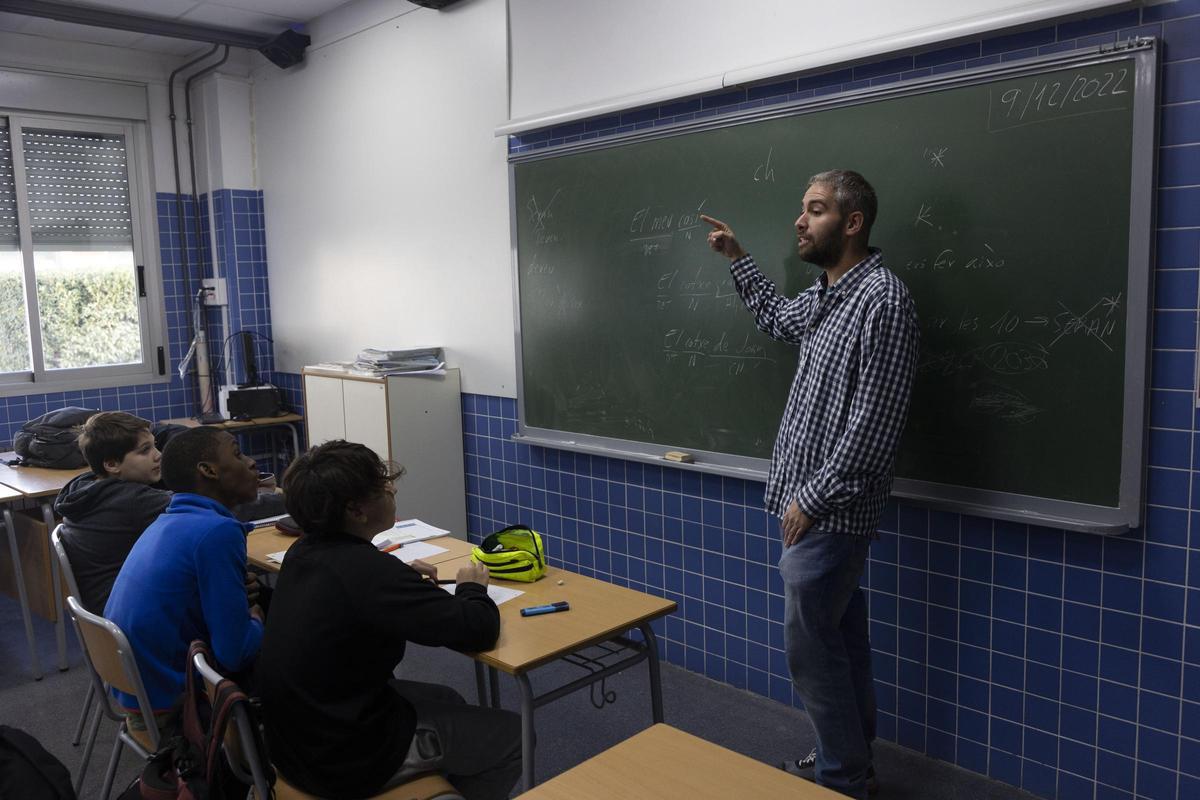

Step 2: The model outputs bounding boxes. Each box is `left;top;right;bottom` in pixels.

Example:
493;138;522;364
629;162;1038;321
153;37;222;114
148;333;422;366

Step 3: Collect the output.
200;278;228;306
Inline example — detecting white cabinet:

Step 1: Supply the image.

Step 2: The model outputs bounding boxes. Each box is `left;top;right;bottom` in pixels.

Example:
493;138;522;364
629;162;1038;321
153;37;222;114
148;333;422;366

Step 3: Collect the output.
302;367;467;537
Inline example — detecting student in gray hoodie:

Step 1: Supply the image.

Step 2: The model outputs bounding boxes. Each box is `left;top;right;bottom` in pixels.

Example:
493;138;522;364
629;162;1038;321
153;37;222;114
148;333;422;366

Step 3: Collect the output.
54;412;284;613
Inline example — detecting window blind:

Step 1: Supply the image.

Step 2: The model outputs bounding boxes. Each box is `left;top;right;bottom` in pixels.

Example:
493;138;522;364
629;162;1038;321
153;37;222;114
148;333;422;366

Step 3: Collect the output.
21;127;132;247
0;121;17;249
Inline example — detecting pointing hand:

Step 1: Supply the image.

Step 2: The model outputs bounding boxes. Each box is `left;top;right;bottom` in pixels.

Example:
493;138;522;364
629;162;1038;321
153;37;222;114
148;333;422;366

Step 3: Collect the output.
701;214;746;260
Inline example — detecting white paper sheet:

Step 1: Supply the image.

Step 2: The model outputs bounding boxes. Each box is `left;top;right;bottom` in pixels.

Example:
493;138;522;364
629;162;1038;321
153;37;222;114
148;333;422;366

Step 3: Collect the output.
436;582;520;606
390;519;451;542
371;519;450;550
266;540;447;565
388;541;448;564
441;583;524;605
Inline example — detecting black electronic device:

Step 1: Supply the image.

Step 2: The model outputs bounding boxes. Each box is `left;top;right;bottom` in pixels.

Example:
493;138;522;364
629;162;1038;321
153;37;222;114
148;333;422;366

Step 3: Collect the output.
219;385;283;420
259;29;310;69
409;0;463;9
239;331;260;387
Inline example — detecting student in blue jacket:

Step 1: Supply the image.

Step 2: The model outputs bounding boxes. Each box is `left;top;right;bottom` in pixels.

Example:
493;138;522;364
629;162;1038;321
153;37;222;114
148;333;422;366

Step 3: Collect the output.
104;425;264;732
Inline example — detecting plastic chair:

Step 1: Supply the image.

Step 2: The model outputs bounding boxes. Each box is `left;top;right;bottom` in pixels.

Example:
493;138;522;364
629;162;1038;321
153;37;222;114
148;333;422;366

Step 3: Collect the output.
50;525;100;793
191;649;464;800
65;595;162;800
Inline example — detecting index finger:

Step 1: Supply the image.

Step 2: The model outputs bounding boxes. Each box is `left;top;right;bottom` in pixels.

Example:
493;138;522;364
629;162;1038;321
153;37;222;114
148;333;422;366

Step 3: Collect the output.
700;214;728;231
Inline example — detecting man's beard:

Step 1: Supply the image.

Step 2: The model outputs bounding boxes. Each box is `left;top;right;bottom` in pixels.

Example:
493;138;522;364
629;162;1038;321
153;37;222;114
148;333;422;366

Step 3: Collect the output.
799;235;845;268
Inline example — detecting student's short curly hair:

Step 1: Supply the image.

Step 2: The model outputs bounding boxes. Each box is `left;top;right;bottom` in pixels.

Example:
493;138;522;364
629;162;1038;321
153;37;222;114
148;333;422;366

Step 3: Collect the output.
160;426;225;493
78;411;151;477
282;440;405;538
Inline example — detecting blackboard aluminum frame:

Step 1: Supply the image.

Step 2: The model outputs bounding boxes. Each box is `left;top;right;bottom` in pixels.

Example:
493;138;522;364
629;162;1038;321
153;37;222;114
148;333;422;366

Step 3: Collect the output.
509;40;1158;536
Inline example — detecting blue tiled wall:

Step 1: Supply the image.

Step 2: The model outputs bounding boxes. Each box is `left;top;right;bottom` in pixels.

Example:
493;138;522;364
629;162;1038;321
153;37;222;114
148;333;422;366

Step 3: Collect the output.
486;5;1200;800
0;190;280;454
212;189;275;385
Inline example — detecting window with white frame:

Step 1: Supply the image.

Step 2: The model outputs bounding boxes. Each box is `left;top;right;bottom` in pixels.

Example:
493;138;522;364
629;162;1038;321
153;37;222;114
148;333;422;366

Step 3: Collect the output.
0;113;164;392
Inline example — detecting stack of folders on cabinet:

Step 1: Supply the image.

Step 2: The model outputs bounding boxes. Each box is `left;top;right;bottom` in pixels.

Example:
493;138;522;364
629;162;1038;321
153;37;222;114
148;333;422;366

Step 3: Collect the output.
311;347;445;377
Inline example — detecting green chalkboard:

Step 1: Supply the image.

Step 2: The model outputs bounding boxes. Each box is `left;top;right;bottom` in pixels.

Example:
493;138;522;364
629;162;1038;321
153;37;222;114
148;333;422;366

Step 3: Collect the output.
513;45;1156;531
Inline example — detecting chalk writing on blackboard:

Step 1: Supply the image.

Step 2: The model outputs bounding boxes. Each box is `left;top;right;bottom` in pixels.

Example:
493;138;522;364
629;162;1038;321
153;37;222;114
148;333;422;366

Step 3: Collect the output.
526;189;561;233
754;146;777;183
902;243;1005;273
988;68;1130;132
662;327;775;376
526;255;555;275
970;381;1043;423
923;147;949;167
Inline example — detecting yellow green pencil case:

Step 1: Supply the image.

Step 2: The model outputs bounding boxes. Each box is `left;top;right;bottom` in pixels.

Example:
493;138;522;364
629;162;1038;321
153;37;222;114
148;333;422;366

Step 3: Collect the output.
471;525;546;582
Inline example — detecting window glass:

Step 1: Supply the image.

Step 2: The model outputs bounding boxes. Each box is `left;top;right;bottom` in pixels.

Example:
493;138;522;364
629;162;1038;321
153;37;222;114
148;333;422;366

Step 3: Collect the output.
23;127;141;370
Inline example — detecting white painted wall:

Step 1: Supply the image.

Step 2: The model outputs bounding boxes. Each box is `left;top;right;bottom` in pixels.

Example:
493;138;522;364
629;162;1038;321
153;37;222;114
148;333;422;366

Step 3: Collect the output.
195;74;256;193
255;0;515;395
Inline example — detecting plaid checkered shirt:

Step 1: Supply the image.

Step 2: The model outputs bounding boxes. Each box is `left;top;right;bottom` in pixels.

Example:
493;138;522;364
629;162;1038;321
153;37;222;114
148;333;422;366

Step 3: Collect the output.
730;249;919;537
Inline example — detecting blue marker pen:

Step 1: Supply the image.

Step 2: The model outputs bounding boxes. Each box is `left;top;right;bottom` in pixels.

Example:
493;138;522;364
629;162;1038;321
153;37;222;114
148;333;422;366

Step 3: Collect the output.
520;601;570;617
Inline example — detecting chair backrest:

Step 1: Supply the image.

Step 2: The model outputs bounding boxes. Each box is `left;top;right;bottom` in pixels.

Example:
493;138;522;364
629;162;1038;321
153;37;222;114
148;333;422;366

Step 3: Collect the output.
50;524;82;608
192;649;274;800
65;596;162;747
193;649;463;800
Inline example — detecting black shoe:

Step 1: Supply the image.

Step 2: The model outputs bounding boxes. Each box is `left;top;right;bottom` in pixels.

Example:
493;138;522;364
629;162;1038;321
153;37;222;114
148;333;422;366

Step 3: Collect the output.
780;751;879;796
779;748;818;775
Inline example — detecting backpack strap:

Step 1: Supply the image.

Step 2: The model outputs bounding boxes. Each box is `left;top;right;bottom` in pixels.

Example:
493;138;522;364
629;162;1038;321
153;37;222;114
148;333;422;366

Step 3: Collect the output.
203;681;244;788
184;640;276;797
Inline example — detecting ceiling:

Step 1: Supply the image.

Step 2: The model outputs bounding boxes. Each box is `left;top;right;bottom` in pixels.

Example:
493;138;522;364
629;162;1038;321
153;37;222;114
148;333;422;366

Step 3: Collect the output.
0;0;352;57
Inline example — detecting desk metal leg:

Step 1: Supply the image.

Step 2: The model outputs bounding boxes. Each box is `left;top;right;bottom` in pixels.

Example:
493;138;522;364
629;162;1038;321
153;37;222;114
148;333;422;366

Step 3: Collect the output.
285;422;300;463
488;665;501;709
639;622;665;723
4;508;43;680
474;661;488;706
515;672;536;791
41;502;68;671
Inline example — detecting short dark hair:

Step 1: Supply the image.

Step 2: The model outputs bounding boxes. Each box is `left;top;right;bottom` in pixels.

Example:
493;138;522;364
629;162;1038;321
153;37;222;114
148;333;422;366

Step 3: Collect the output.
808;169;878;241
282;440;404;538
160;426;225;493
78;412;151;477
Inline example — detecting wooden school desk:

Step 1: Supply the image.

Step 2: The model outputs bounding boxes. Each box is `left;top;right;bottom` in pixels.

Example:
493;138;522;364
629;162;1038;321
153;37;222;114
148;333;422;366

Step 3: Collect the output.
434;554;677;791
245;526;476;572
0;453;89;678
514;723;837;799
1;482;43;679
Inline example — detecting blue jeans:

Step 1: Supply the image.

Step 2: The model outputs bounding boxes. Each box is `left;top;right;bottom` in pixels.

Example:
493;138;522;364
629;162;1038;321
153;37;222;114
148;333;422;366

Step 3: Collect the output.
779;532;875;799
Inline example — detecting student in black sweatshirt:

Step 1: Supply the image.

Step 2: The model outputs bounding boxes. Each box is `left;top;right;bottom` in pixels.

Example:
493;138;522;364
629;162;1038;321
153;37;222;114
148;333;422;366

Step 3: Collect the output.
256;440;521;800
54;412;284;613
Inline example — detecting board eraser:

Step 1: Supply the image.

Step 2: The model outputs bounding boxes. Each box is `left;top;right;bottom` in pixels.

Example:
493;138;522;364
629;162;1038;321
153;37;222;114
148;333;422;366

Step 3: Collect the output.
664;451;694;463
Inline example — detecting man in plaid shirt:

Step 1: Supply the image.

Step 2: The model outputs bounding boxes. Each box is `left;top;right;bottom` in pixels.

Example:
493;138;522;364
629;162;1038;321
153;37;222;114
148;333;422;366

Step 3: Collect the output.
703;170;918;799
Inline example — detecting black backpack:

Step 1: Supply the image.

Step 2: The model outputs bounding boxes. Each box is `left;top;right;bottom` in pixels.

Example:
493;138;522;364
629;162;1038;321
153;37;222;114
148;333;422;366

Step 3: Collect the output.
118;641;273;800
0;725;75;800
12;407;96;469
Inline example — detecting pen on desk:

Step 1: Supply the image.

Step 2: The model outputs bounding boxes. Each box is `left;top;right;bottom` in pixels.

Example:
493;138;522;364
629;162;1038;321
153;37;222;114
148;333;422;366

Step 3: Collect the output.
380;541;404;553
520;601;570;617
428;578;456;585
